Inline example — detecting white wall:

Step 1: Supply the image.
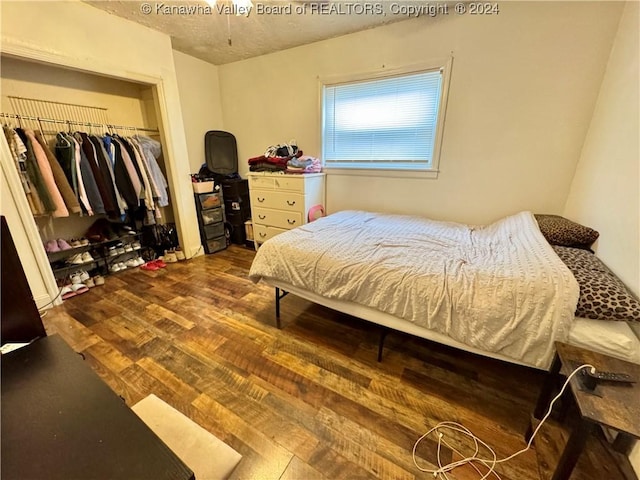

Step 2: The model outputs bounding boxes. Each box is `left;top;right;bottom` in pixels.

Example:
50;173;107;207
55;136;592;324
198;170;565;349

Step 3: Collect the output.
1;0;201;305
564;2;639;296
562;4;640;473
218;2;623;224
172;50;224;174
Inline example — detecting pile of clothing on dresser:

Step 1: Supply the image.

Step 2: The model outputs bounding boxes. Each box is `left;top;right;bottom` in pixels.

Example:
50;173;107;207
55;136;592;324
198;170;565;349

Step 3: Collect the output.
247;140;322;174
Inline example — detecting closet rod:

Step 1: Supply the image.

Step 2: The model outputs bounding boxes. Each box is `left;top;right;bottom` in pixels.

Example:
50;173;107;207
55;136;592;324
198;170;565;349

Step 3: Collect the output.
0;112;159;133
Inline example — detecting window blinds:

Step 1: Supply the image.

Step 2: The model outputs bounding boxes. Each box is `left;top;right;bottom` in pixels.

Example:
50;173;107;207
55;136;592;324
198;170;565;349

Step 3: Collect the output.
323;69;443;170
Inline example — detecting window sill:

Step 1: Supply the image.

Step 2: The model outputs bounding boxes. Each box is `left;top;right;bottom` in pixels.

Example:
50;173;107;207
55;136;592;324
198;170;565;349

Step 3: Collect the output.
324;167;439;179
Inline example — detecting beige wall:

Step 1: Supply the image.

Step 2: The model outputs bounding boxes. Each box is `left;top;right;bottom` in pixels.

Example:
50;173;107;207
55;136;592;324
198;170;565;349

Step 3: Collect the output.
219;2;623;224
563;4;639;473
172;50;224;174
564;2;639;297
0;56;150;127
1;0;201;306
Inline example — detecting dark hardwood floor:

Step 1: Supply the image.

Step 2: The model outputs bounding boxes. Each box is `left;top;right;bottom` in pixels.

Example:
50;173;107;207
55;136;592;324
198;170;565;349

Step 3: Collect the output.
43;245;625;480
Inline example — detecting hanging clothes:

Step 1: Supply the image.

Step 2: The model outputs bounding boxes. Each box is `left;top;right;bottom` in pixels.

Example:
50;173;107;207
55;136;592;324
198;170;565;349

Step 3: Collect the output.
3;126;46;216
134;135;169;208
78;132;117;216
15;128;57;215
109;136;140;211
34;131;81;214
73;133;104;215
89;135;127;217
55;133;80;206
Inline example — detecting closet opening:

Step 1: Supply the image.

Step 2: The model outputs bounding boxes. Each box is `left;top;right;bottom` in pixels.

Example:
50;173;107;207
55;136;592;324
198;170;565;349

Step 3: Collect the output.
1;55;190;306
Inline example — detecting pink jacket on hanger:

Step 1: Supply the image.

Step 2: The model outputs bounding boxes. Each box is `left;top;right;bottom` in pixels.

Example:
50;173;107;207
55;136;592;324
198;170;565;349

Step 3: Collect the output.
24;129;69;218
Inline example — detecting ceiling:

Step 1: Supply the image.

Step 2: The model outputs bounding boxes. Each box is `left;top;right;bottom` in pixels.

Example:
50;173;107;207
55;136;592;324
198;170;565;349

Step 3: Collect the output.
84;1;417;65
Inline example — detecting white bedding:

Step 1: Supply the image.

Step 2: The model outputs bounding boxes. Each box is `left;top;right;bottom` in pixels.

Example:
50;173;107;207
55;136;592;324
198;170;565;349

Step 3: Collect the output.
249;210;580;368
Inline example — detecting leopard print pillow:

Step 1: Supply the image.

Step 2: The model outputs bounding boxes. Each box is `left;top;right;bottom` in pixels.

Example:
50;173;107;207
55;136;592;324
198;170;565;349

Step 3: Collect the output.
535;214;599;248
553;246;640;322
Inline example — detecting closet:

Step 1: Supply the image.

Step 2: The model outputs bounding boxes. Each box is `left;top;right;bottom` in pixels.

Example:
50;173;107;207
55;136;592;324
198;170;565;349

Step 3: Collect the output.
1;57;179;299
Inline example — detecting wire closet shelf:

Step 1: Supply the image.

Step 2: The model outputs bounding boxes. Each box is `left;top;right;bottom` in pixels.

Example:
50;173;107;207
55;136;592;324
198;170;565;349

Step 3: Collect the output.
1;96;159;136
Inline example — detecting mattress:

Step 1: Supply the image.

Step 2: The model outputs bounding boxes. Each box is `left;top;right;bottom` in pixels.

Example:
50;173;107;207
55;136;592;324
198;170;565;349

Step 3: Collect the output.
570;317;640;364
250;210;580;368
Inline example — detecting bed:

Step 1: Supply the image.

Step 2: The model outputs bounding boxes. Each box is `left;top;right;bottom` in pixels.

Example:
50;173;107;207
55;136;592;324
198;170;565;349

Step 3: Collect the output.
249;210;640;370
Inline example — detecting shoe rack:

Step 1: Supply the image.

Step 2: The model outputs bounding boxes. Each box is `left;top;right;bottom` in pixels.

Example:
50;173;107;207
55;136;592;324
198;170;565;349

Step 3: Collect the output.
47;232;144;282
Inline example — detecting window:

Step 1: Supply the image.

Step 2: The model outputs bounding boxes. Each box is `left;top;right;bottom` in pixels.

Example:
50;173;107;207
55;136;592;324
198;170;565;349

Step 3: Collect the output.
321;62;450;176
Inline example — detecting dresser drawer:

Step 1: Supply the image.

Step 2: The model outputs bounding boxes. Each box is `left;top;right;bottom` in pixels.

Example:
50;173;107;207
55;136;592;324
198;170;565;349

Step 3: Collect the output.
249;175;304;193
254;224;288;243
251;190;303;212
253;208;302;230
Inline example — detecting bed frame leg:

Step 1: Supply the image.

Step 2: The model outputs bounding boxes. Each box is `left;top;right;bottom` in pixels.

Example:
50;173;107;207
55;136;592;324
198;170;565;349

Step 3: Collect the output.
275;287;289;329
378;328;389;362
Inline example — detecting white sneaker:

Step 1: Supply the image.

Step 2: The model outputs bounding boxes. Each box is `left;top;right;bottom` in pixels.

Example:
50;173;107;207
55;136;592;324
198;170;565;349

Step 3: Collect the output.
81;252;94;263
136;257;145;266
118;262;127;270
125;258;138;268
110;263;121;273
124;244;133;252
66;254;84;265
70;273;82;284
79;270;90;282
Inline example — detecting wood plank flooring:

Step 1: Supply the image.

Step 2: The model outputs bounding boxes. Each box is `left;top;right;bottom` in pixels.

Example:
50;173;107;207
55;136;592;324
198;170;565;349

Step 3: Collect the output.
42;245;626;480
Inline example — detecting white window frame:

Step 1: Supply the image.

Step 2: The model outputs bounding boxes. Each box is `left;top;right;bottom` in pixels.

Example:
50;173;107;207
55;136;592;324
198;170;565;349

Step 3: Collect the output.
319;58;452;179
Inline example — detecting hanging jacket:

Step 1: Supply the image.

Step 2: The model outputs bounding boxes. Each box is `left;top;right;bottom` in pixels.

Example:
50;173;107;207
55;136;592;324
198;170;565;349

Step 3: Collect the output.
79;132;116;216
109;137;139;210
35;131;81;214
15;128;57;215
4;126;48;215
73;133;104;215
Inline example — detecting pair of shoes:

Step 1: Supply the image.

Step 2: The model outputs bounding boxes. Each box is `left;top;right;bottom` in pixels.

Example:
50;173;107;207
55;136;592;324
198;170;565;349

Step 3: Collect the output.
60;283;89;300
66;252;94;264
85;277;95;288
132;241;141;250
110;262;129;273
70;270;90;284
141;259;167;271
93;275;105;286
124;257;145;268
45;238;74;252
164;250;178;263
69;238;89;248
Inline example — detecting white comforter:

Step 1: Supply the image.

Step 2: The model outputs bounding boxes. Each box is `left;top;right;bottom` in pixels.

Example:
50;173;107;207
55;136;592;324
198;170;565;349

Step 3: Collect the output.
249;210;579;368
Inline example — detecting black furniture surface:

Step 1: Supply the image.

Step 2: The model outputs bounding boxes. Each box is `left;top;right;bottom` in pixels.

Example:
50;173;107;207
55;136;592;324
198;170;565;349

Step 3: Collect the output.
222;178;250;245
0;215;46;345
1;334;194;480
195;191;227;254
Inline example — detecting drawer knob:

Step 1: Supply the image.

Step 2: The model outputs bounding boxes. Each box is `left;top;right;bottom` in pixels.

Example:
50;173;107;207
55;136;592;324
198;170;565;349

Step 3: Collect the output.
258;214;266;220
287;200;296;206
257;197;265;202
259;232;267;238
287;219;296;225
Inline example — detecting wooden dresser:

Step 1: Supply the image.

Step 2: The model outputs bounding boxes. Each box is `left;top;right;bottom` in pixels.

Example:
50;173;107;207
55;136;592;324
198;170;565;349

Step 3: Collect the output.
247;172;325;249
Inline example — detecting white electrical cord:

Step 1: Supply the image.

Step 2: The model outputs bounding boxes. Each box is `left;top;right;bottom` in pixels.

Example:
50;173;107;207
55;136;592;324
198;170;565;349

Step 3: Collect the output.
412;363;595;479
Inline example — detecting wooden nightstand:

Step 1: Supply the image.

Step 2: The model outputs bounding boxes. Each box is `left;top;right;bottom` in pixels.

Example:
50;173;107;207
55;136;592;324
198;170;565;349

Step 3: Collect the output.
527;342;640;480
